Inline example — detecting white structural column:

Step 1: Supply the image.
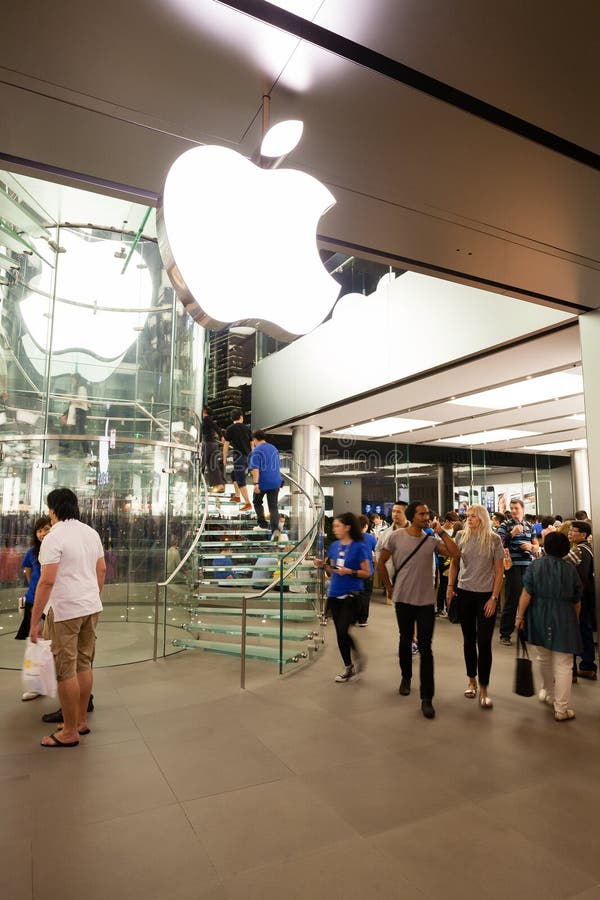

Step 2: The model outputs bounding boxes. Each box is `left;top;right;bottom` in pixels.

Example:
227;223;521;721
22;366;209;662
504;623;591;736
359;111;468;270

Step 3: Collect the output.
578;310;599;613
291;424;321;542
572;449;591;516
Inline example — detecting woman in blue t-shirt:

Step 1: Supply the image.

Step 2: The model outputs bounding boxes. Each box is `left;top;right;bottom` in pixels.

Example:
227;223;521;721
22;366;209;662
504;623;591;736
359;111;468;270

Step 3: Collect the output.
15;515;51;644
314;513;371;682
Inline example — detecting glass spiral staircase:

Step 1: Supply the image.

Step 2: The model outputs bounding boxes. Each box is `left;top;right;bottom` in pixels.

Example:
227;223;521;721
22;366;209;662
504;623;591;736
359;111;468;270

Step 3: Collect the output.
159;452;326;683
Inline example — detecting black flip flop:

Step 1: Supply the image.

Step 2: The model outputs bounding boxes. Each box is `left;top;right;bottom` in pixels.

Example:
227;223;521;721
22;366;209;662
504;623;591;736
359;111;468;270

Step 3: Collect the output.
41;731;79;748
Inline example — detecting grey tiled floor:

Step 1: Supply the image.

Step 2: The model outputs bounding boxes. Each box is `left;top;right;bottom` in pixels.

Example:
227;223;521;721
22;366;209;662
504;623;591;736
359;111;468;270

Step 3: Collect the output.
2;601;599;900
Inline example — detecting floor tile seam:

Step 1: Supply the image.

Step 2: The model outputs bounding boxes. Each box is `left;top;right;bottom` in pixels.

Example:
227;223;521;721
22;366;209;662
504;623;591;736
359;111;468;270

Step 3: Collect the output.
179;771;294;805
28;801;185;849
208;830;367;884
358;798;484;844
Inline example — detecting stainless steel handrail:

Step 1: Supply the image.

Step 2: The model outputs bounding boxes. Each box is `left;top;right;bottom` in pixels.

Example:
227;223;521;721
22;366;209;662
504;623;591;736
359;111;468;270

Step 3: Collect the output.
239;460;325;688
153;468;209;660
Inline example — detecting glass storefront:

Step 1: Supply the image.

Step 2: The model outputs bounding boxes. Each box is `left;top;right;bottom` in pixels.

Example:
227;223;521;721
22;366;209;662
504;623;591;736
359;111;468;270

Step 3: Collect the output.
318;438;569;521
0;171;204;667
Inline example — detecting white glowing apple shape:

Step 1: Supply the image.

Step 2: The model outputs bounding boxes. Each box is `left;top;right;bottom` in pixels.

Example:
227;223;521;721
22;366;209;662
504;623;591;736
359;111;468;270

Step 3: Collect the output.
19;230;152;376
158;144;340;339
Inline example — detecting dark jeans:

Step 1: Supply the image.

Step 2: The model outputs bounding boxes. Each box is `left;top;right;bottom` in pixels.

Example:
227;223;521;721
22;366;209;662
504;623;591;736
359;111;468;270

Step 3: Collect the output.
357;576;373;624
395;602;435;699
253;487;279;532
577;597;597;671
500;565;527;639
457;588;496;686
202;440;224;487
436;572;448;613
328;595;358;667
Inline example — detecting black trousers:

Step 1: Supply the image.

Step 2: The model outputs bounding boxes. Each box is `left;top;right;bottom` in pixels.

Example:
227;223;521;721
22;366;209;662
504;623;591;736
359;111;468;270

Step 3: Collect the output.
457;589;496;686
253;487;279;532
499;566;527;639
202;441;224;487
436;572;448;613
328;596;358;667
395;602;435;699
357;576;373;624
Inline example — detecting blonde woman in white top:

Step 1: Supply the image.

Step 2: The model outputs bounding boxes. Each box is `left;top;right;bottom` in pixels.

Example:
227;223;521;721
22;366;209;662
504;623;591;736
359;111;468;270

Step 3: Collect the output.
447;505;504;709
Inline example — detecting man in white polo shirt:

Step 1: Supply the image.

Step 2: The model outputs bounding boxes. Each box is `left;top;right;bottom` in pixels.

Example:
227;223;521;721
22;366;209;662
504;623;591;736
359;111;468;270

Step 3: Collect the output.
30;488;106;748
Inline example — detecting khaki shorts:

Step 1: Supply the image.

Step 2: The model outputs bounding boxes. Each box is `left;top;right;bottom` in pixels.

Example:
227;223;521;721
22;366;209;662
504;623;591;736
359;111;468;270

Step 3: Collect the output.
44;608;99;682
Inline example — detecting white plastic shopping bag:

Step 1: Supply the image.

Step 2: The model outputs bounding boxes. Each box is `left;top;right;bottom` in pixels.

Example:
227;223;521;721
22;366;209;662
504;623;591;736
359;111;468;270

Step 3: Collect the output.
22;638;57;698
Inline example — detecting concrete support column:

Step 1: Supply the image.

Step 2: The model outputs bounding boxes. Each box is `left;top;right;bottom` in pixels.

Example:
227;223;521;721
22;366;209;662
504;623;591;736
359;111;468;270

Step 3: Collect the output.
291;424;321;542
437;464;454;517
572;449;591;517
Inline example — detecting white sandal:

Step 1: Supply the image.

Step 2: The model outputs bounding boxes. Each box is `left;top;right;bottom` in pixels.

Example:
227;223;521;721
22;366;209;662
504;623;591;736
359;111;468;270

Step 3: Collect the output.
464;685;478;698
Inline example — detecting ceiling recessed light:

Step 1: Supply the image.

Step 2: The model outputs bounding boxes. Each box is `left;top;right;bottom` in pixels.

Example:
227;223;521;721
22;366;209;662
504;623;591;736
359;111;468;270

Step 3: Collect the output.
524;439;587;452
437;428;540;445
449;372;583;410
334;416;440;438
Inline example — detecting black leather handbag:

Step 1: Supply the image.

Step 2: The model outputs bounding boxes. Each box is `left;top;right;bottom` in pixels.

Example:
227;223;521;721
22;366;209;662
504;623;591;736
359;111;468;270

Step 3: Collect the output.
514;631;535;697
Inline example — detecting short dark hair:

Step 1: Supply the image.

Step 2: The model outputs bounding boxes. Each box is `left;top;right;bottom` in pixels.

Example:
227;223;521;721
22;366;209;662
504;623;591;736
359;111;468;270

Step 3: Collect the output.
203;406;213;416
46;488;80;521
334;512;363;542
393;500;407;508
231;409;243;421
544;531;570;558
252;429;266;441
405;500;426;523
541;516;555;529
492;512;506;523
444;511;459;523
575;510;588;520
510;499;525;509
570;521;592;537
554;515;563;522
31;515;51;557
358;514;369;529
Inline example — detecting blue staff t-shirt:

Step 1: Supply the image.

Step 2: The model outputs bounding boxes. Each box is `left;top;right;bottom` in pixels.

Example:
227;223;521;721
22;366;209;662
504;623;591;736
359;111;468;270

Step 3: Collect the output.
248;442;281;491
327;539;370;596
362;532;377;574
21;547;41;605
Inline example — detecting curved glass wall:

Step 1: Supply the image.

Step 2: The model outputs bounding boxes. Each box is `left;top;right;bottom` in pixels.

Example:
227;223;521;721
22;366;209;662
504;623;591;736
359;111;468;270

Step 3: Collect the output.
0;172;204;668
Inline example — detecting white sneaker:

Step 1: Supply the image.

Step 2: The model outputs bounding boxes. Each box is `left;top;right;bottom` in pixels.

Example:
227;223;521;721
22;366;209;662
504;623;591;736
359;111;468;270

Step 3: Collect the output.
335;665;357;682
538;689;553;706
21;691;40;701
253;525;268;532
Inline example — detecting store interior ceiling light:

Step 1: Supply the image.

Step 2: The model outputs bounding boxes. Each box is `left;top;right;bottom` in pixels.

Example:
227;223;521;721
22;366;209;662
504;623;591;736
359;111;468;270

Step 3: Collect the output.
437;429;541;445
449;372;584;410
334;416;440;438
260;120;304;158
523;439;587;452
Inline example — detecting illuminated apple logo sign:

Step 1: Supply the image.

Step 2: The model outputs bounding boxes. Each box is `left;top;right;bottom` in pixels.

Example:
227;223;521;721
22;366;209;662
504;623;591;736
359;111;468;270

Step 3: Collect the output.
157;121;341;340
20;230;152;382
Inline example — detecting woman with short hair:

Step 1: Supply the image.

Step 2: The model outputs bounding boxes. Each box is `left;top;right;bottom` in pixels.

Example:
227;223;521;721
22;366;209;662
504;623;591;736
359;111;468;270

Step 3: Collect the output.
516;531;582;721
447;505;504;709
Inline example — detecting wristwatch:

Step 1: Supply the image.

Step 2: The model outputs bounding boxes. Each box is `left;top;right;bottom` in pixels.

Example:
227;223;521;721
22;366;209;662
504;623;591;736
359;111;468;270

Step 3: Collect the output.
352;569;358;577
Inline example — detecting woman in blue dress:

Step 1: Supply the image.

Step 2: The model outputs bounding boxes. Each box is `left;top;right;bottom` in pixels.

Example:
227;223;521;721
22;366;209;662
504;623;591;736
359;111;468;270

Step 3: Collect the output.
516;531;582;721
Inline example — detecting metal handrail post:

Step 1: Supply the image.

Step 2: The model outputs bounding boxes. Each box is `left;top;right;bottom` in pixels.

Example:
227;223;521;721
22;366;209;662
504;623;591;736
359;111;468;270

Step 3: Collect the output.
240;594;247;689
153;583;160;661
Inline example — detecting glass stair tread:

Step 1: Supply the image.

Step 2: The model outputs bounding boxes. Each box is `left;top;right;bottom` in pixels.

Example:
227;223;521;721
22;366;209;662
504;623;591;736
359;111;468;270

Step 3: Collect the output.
172;639;307;663
183;623;316;640
188;606;317;620
197;578;315;587
192;593;319;601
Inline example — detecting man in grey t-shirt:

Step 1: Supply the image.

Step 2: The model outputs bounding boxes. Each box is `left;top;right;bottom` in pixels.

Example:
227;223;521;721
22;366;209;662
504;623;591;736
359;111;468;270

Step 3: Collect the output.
378;501;460;719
